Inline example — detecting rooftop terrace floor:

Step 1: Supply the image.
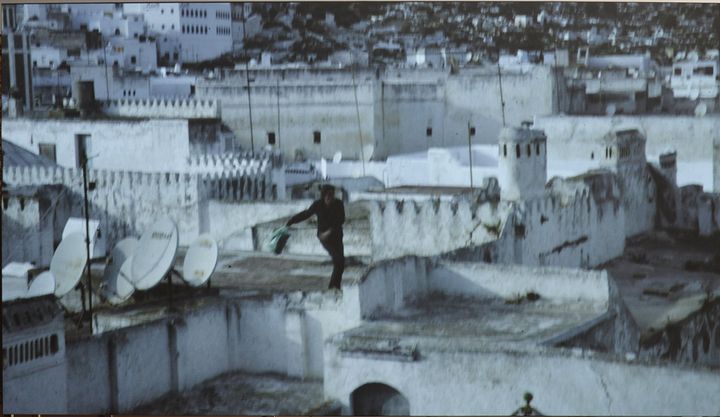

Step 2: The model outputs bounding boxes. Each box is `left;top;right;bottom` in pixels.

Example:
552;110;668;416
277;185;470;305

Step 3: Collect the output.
604;230;720;333
338;294;603;355
132;371;327;415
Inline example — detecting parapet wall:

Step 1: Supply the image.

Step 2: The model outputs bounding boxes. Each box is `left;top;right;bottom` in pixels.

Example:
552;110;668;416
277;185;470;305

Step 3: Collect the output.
364;184;509;261
4;166;202;249
187;150;280;175
100;98;221;119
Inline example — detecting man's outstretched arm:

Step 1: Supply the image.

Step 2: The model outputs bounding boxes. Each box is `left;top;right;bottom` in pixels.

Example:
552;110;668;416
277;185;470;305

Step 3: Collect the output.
286;202;317;226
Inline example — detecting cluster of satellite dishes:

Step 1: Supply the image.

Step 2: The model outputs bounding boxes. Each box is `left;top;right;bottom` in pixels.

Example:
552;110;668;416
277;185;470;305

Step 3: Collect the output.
2;216;218;311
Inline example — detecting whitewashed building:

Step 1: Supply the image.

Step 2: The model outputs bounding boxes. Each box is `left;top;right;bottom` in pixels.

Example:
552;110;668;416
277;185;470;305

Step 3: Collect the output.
123;2;233;63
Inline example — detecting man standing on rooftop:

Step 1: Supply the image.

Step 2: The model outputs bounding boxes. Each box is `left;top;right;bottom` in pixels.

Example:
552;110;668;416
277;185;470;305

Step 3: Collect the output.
286;184;345;291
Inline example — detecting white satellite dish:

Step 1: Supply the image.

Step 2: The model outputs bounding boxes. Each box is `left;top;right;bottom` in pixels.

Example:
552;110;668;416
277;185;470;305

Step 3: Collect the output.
27;271;55;298
102;238;138;303
131;217;179;290
51;232;88;297
694;102;707;117
62;217;103;258
605;104;616;116
689;89;700;101
332;151;343;164
106;256;136;304
182;234;218;287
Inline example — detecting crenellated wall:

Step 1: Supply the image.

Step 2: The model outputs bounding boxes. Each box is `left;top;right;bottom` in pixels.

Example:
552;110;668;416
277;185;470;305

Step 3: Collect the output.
364;185;509;261
3;163;288;253
99;98;222;119
4;166;203;249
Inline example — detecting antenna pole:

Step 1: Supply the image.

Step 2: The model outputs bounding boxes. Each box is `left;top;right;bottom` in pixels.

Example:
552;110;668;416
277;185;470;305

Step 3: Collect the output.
242;3;255;156
81;141;93;322
496;48;506;127
351;65;366;176
167;272;174;312
467;121;474;189
276;78;281;153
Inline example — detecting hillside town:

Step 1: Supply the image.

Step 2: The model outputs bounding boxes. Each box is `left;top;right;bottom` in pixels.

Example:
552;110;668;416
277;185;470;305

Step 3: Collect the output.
2;2;720;415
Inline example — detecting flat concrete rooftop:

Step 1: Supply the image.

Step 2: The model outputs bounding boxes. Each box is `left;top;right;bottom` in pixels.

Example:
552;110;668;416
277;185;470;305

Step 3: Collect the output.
132;371;327;415
605;231;720;333
337;294;602;356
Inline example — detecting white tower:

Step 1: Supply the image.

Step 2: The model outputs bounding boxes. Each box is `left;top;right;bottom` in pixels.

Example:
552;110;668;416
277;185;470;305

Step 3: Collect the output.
498;126;547;201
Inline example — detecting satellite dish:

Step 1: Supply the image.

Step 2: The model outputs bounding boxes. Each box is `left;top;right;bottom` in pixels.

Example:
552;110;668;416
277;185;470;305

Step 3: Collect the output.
695;102;707;117
106;256;136;304
332;151;343;164
51;232;88;297
182;234;218;287
689;89;700;101
606;104;616;116
131;217;178;290
27;271;55;298
102;237;138;303
62;217;103;257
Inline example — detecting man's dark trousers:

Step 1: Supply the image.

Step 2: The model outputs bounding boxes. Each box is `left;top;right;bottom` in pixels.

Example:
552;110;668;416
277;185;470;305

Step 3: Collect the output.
320;235;344;289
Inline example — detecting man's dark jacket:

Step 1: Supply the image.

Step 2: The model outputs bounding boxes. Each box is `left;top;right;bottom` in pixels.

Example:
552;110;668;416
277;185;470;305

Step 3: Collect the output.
287;199;345;239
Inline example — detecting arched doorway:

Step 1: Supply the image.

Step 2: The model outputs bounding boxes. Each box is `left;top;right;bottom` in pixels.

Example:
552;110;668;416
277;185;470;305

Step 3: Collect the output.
351;383;410;416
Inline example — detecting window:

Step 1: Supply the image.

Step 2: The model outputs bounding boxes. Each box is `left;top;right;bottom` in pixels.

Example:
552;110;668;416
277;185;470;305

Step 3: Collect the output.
469;126;476;136
673;67;682;76
268;132;276;145
114;28;120;35
170;8;174;14
50;334;58;354
182;26;185;33
526;144;531;157
516;144;521;158
426;127;432;137
130;55;136;64
609;147;613;158
313;131;321;144
161;24;165;30
503;144;507;157
173;52;179;60
693;66;714;76
535;143;540;155
39;143;57;163
171;24;175;30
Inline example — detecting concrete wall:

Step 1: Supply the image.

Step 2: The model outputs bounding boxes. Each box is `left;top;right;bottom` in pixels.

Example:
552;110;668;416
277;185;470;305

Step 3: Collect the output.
208;199;311;250
324;344;720;415
2;118;191;172
639;299;720;367
99;98;221;119
2;195;45;266
197;67;555;161
533;115;720;190
196;77;377;161
364;188;508;262
429;262;610;307
4;165;289;252
65;301;241;413
4;166;203;249
237;290;363;380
